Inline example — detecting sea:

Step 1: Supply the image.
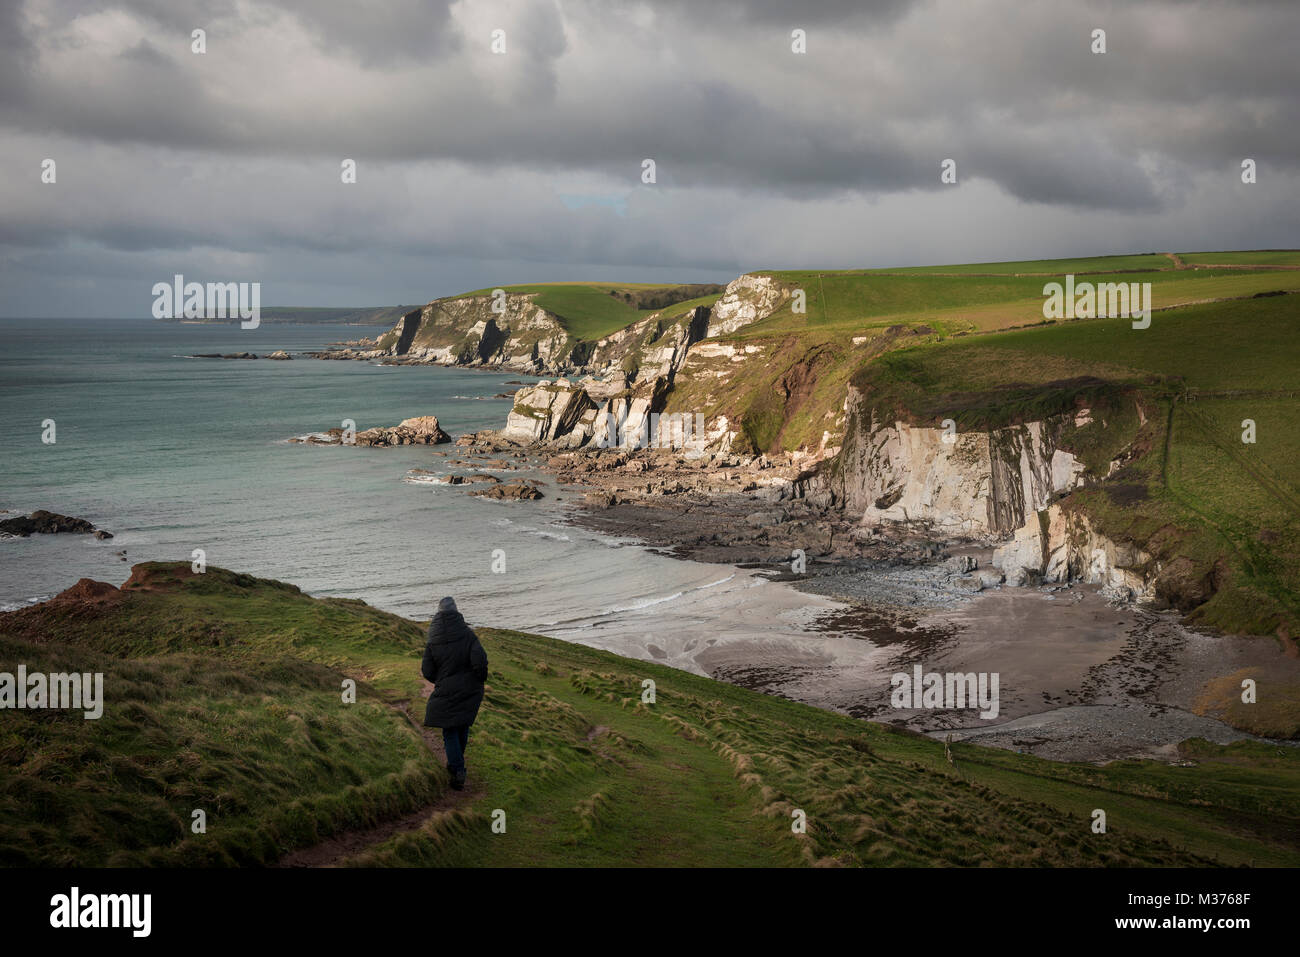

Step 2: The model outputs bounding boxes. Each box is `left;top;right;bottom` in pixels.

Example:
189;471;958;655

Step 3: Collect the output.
0;317;837;674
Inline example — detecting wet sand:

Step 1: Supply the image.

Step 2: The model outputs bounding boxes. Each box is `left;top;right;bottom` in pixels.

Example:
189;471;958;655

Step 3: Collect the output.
552;556;1299;763
542;474;1299;764
707;579;1299;763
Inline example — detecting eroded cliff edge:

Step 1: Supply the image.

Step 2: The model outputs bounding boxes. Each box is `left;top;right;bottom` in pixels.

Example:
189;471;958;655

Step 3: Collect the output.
321;269;1292;645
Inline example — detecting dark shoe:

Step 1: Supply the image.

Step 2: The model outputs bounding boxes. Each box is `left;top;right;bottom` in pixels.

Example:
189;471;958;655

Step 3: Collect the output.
450;770;466;791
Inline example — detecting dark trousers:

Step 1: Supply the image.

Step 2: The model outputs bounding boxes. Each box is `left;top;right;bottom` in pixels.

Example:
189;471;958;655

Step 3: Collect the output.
442;725;470;774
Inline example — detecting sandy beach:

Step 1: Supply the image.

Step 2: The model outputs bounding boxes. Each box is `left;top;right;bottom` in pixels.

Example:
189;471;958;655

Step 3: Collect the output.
540;488;1300;763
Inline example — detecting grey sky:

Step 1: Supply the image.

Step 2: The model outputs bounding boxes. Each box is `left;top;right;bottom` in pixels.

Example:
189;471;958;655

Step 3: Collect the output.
1;0;1296;317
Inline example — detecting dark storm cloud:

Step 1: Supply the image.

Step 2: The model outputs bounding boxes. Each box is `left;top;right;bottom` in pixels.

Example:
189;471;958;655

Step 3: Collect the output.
634;0;916;26
1;0;1297;316
7;0;1297;202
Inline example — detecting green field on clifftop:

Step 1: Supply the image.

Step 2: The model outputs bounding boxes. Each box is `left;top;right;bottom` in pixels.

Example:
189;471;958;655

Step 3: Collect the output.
845;292;1300;653
652;251;1299;651
455;282;723;342
2;563;1297;867
743;263;1300;338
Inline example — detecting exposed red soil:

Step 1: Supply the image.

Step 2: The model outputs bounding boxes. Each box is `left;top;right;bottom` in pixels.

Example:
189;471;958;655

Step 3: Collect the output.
121;563;203;591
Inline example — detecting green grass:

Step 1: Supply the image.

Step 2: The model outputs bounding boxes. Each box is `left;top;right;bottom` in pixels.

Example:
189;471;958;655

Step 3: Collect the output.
861;253;1178;275
1178;251;1300;267
0;567;440;866
666;281;1297;461
851;294;1300;409
3;562;1298;867
404;250;1298;351
842;293;1300;645
740;269;1300;340
1167;399;1300;643
454;282;716;342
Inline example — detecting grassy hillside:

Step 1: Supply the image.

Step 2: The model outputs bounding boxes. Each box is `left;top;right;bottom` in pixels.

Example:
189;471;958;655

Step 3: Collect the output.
845;293;1300;651
1178;251;1300;267
850;294;1298;421
454;282;723;341
2;563;1297;867
661;252;1298;457
658;251;1298;653
742;265;1300;339
860;253;1177;275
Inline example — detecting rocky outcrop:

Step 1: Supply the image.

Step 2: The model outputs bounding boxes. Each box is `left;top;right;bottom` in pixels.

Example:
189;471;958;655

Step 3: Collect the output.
374;290;720;381
314;274;800;458
588;377;672;450
439;473;500;485
356;416;452;446
992;504;1154;600
0;510;108;538
823;386;1177;601
830;387;1088;537
705;274;787;337
496;372;729;458
290;415;451;446
471;480;543;501
584;306;712;383
373;295;568;373
502;380;597;443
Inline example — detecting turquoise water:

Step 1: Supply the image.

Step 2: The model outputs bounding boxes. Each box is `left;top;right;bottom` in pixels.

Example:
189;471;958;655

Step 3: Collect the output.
0;318;526;612
0;317;820;660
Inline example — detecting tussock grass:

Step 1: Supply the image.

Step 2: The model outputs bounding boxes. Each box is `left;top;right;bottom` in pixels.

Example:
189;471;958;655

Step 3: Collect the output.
4;566;1298;866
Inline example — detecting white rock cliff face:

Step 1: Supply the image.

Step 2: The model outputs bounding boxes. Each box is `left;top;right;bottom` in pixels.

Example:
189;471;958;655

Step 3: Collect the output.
705;274;786;337
992;504;1153;598
502;380;596;442
390;294;571;373
587;306;711;383
833;387;1086;537
830;386;1161;599
387;293;716;378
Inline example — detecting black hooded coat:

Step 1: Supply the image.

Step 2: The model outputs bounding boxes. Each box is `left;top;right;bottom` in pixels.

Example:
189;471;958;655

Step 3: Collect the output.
421;610;489;728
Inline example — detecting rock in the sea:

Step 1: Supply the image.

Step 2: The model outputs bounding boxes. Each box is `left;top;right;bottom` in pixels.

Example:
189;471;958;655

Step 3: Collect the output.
0;510;102;537
471;481;543;501
441;473;500;485
398;416;452;441
291;415;452;446
354;415;453;446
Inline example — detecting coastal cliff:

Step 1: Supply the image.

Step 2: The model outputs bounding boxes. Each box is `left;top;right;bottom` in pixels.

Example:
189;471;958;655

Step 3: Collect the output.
374;294;570;371
363;283;723;378
482;301;1256;627
829;388;1090;537
824;390;1170;600
332;258;1296;640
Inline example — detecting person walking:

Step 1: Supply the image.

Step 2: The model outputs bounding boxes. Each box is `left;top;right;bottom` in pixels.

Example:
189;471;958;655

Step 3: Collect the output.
421;597;488;790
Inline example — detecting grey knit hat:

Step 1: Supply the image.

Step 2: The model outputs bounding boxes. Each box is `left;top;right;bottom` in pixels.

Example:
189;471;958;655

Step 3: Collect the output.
437;596;457;614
